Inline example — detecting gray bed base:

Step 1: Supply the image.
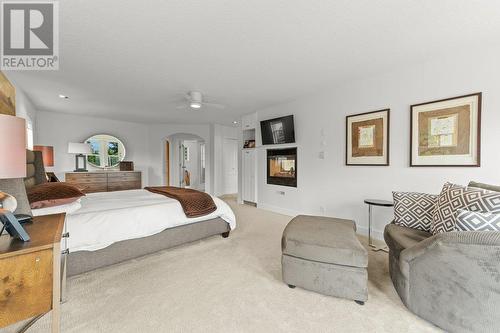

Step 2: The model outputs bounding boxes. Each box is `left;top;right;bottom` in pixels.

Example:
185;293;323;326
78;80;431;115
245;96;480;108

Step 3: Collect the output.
67;217;230;277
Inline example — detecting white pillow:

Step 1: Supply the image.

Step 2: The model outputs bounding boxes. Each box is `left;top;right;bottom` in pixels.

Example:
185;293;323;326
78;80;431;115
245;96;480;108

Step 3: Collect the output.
32;200;82;216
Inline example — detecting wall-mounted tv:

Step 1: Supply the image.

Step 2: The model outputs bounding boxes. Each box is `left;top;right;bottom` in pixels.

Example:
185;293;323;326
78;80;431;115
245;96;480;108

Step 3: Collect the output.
260;115;295;145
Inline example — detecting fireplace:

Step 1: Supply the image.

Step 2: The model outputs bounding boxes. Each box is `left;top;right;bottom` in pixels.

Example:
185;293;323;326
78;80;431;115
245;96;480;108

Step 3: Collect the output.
267;148;297;187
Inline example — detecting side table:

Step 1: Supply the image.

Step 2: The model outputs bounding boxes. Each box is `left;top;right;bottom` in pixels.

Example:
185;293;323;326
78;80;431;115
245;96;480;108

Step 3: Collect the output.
364;199;393;252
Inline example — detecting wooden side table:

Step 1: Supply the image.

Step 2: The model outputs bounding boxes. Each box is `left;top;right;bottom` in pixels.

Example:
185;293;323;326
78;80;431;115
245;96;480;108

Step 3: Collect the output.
364;199;393;252
0;213;66;333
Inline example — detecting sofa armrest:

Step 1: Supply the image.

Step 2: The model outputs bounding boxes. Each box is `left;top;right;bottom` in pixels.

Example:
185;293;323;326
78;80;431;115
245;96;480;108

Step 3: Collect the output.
400;231;500;264
398;231;500;332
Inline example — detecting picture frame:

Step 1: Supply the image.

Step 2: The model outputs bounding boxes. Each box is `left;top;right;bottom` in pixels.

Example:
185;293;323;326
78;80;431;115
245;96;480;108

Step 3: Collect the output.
346;109;390;166
410;93;481;167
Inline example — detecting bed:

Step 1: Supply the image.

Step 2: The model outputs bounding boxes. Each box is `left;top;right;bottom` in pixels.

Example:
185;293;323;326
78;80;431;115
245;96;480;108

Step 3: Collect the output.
25;151;236;276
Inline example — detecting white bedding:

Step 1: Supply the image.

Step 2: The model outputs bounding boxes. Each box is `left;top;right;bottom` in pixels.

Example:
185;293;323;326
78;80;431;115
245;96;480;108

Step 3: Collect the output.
33;189;236;252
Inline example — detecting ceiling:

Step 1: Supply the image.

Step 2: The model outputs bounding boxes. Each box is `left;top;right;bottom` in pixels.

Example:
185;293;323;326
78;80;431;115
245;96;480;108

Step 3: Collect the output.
7;0;500;125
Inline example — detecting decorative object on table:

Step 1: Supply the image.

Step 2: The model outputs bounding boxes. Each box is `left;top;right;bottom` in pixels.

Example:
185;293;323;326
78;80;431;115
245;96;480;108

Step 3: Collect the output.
0;72;15;116
119;161;134;171
393;191;438;232
346;109;390;166
410;92;481;167
68;142;91;172
184;170;191;186
244;140;256;148
85;134;126;168
0;114;30;241
455;209;500;232
364;199;394;252
431;182;500;234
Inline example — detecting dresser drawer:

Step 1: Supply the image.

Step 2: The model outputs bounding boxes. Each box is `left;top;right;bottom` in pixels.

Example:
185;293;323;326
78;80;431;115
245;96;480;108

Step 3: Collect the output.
107;172;141;182
0;249;53;327
75;183;108;193
66;173;107;183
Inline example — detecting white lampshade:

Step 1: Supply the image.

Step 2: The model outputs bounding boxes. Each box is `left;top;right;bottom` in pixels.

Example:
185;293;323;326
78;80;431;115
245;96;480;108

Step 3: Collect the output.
0;114;27;179
68;142;91;155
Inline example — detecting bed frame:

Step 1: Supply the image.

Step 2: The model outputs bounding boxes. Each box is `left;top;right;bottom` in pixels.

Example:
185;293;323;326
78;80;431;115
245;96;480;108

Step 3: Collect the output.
25;150;231;277
68;218;230;276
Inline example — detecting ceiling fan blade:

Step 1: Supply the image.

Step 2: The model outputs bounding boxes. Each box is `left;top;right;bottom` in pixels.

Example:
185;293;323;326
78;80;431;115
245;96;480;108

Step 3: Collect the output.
202;102;226;109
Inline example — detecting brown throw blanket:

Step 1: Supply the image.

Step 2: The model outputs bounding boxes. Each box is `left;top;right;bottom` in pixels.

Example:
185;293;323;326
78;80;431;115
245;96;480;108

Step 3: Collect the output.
145;186;217;218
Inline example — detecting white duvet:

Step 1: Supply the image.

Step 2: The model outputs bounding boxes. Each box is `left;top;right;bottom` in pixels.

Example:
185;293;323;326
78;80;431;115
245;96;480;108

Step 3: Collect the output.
33;189;236;252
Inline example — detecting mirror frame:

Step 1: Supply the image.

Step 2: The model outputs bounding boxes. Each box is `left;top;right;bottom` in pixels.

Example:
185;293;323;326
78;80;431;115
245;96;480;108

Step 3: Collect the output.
84;134;126;169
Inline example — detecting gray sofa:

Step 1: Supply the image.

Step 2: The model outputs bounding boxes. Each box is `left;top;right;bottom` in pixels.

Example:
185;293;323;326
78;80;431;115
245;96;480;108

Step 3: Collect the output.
384;181;500;333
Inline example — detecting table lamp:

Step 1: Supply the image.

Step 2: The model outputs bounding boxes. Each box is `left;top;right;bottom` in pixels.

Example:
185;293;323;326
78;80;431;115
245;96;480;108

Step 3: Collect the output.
0;114;30;241
33;145;54;167
33;145;59;182
68;142;91;172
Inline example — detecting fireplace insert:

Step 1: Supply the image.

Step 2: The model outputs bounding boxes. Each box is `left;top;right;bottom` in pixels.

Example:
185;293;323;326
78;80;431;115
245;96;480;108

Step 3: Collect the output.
267;148;297;187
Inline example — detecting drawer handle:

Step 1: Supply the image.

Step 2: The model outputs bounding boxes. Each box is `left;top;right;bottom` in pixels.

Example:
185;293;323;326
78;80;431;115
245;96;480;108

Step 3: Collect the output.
62;232;70;238
61;249;70;255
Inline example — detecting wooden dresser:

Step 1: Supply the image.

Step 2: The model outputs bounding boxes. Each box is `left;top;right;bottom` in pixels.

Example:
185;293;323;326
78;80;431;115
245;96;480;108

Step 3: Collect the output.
0;214;66;332
65;171;142;193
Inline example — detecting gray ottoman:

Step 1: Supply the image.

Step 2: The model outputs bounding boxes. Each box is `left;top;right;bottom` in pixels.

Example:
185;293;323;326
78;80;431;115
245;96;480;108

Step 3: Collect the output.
281;215;368;304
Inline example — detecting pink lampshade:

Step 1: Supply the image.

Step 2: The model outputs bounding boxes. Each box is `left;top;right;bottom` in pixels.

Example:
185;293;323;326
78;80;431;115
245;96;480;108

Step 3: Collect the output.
0;114;27;179
33;145;54;167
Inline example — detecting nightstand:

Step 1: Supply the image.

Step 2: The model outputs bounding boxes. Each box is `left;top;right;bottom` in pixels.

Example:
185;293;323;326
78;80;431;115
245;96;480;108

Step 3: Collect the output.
0;213;66;333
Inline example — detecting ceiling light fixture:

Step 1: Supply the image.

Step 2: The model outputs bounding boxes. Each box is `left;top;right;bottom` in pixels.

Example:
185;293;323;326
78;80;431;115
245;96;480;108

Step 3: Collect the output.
58;94;69;99
190;102;202;109
232;121;238;124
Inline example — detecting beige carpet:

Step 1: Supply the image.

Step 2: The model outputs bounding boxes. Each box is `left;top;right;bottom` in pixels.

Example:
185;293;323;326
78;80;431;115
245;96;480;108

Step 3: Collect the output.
4;198;442;333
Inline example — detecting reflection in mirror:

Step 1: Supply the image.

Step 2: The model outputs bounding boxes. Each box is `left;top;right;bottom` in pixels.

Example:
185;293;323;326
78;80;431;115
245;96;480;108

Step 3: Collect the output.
85;134;126;168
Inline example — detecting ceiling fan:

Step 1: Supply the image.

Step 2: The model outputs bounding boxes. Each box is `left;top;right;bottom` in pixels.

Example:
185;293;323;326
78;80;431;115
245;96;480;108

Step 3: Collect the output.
175;91;225;110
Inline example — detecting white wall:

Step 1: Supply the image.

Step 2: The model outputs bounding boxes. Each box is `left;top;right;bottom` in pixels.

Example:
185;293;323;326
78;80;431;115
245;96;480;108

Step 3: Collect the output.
14;87;38;149
213;124;239;196
36;110;150;185
253;50;500;239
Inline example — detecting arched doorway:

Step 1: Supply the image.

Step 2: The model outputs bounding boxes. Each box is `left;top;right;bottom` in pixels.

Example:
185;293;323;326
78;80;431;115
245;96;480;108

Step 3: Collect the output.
165;133;206;191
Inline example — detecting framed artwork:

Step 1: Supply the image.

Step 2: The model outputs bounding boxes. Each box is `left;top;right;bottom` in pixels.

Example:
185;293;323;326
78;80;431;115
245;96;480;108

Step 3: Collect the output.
0;71;16;116
346;109;390;166
410;93;481;167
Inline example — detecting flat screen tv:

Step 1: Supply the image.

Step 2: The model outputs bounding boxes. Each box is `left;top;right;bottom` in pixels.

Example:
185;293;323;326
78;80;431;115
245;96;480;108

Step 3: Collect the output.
260;115;295;145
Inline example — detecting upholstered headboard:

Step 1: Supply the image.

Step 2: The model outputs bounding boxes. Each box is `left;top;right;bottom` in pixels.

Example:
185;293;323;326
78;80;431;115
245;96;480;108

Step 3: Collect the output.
24;149;47;189
0;150;43;216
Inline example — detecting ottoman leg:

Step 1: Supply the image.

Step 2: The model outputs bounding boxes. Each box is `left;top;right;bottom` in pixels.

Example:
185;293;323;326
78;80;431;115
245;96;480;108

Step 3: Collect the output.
355;300;365;305
287;284;296;289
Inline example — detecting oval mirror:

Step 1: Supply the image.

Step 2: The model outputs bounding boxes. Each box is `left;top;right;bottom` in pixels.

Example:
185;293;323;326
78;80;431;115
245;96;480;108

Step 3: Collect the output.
84;134;126;169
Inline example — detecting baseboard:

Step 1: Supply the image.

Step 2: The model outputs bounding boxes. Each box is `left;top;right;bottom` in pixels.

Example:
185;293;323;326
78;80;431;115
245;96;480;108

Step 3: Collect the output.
256;203;386;241
256;203;301;218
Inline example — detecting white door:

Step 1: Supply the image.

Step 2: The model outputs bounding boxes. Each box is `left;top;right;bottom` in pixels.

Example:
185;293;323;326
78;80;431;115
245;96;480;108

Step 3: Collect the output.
222;138;238;194
242;149;256;202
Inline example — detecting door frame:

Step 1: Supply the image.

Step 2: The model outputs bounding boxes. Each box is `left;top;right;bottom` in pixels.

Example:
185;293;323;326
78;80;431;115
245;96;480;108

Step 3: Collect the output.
165;140;170;186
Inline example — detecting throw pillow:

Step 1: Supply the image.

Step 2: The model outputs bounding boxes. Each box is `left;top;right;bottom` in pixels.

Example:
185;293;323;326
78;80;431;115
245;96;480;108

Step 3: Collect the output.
455;209;500;232
432;182;500;234
27;182;85;209
393;191;438;232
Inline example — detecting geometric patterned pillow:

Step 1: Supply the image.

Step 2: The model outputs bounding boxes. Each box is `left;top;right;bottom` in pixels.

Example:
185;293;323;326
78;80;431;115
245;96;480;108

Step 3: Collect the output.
393;191;438;232
455;209;500;232
431;182;500;234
